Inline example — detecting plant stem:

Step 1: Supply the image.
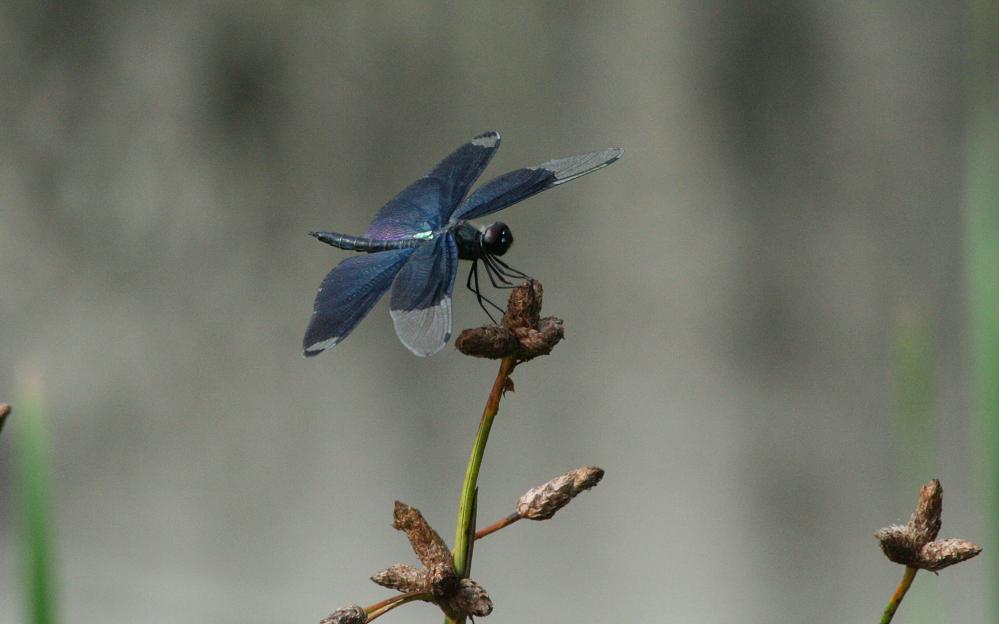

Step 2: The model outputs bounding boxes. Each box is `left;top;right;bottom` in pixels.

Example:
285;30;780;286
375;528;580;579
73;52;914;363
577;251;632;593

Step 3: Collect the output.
366;591;430;622
880;566;918;624
474;512;521;540
447;356;517;624
17;383;57;624
966;0;999;615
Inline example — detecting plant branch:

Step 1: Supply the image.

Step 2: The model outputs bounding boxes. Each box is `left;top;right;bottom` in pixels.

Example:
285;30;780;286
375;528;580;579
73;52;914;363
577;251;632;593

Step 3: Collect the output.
447;356;517;624
474;513;521;540
880;566;918;624
451;356;516;576
366;591;430;622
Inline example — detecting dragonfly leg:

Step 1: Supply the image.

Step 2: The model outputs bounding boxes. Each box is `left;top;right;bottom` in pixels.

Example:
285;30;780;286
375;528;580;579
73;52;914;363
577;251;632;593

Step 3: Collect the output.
482;254;515;288
465;260;504;323
490;255;531;280
483;253;532;289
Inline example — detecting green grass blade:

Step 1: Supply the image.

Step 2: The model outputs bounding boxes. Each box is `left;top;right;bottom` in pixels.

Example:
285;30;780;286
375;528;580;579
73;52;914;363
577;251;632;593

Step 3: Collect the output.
965;0;999;618
16;384;58;624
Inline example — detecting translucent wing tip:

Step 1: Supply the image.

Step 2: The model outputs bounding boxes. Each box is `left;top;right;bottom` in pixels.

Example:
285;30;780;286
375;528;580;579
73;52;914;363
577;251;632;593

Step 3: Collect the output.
541;147;624;184
472;131;501;148
390;297;453;357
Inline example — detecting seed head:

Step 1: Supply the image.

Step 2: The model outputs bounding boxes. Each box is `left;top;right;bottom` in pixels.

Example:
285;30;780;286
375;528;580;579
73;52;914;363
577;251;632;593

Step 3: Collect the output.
517;466;605;521
442;578;494;620
918;539;982;572
456;280;564;360
370;564;427;593
393;501;454;570
377;502;494;619
320;605;367;624
875;479;982;572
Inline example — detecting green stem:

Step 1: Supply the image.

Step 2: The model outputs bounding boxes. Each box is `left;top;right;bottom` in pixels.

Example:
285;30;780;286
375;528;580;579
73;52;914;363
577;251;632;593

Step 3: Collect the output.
447;356;516;624
880;566;918;624
966;0;999;616
17;386;57;624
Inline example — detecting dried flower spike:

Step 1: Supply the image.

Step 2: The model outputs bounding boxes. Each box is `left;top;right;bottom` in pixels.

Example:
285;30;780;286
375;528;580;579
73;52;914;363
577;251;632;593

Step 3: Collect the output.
456;280;564;360
378;502;493;619
371;564;427;593
320;605;367;624
910;479;942;544
442;578;494;620
874;525;923;568
918;539;983;572
517;466;605;521
874;479;982;572
393;501;454;570
0;403;10;436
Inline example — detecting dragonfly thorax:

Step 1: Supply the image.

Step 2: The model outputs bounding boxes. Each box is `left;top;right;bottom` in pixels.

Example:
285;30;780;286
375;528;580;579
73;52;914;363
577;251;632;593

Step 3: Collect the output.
453;221;514;260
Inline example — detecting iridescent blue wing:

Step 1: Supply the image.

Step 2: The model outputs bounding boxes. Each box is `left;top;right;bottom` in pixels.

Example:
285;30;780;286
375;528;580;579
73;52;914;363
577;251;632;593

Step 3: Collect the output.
303;248;416;356
449;147;623;223
365;131;502;240
389;233;459;357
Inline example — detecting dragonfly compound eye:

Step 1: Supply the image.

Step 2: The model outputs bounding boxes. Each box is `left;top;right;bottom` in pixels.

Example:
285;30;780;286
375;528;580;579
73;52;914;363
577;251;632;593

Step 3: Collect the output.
482;222;513;256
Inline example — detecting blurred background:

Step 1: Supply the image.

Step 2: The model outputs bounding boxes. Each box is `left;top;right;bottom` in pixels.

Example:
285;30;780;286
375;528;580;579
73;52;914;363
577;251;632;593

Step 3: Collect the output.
1;2;996;623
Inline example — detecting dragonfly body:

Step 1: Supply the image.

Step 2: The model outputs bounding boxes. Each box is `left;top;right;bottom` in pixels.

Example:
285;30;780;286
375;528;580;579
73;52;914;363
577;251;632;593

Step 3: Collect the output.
309;230;428;253
303;131;621;357
311;221;511;260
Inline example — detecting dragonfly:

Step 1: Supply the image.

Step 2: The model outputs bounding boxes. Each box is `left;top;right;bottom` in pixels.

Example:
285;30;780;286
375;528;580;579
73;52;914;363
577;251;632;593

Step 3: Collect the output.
303;131;622;357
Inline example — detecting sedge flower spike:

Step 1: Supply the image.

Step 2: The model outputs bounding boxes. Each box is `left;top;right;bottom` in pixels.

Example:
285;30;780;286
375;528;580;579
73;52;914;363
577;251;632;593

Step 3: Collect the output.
370;502;493;620
874;479;981;572
517;466;605;521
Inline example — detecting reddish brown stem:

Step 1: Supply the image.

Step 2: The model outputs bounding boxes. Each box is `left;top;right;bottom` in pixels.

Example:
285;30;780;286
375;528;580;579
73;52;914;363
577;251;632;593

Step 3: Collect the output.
880;566;918;624
474;512;521;540
365;591;430;622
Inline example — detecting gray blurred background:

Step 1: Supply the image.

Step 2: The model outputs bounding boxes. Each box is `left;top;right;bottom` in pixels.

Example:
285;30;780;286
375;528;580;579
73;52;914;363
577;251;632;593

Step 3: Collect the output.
0;2;984;623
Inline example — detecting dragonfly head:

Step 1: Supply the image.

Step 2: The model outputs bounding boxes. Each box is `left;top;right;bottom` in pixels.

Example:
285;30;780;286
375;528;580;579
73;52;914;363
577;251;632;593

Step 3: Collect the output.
482;222;513;256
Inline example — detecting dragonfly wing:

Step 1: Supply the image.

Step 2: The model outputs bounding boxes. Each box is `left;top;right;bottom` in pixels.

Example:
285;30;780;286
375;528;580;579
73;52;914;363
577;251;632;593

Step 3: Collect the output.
303;248;417;356
450;147;623;222
366;131;502;239
389;233;459;357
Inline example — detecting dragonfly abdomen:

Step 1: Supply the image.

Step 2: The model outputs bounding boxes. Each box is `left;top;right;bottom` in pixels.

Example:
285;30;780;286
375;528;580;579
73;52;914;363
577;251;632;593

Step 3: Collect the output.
310;231;426;253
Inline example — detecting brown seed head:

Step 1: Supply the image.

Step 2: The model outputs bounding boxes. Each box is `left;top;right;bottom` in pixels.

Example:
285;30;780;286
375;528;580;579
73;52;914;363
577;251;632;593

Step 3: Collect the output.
392;501;454;570
875;479;982;572
320;605;367;624
442;578;494;620
0;403;10;436
909;479;942;543
378;503;494;620
517;466;605;521
874;525;922;567
502;280;544;330
510;317;565;361
456;280;564;360
919;538;982;572
370;564;427;593
427;562;460;600
455;325;518;359
570;465;605;491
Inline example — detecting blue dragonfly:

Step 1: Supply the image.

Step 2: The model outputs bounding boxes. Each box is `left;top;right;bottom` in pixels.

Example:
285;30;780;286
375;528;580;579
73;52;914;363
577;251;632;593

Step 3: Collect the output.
303;131;622;357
